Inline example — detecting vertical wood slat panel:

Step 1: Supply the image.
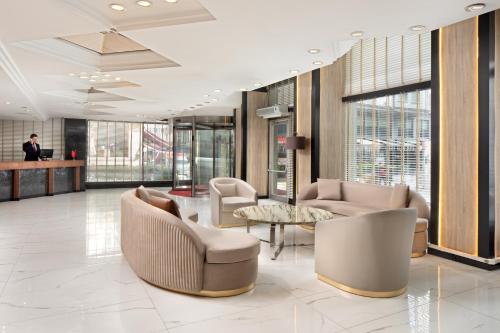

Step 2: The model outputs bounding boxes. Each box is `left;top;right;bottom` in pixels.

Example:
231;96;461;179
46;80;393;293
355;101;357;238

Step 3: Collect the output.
495;10;500;257
296;72;312;193
246;91;268;196
439;18;478;255
319;56;346;180
235;108;242;179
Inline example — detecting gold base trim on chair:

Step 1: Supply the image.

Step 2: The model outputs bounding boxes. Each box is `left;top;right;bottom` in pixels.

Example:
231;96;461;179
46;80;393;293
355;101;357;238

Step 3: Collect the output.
164;283;255;298
411;251;427;258
317;274;406;298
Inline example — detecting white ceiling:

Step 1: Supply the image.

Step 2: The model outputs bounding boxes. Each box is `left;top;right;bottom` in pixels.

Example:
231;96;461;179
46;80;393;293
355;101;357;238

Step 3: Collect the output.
0;0;498;122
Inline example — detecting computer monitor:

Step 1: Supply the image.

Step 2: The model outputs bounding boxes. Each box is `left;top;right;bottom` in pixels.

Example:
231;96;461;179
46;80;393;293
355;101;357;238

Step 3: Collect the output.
40;149;54;160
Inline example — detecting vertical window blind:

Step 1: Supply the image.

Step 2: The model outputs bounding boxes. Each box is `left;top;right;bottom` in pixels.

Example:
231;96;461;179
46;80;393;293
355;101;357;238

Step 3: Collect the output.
344;33;431;202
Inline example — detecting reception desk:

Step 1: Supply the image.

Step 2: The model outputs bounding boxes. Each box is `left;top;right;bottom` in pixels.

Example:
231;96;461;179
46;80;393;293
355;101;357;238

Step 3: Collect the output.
0;160;85;201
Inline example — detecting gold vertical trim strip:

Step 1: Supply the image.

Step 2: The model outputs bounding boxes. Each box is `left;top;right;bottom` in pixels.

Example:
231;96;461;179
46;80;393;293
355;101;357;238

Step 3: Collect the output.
416;90;421;191
438;28;444;247
474;16;479;255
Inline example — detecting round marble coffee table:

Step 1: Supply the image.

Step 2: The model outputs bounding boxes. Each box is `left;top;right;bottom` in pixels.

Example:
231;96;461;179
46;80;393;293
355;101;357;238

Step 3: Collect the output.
233;204;335;260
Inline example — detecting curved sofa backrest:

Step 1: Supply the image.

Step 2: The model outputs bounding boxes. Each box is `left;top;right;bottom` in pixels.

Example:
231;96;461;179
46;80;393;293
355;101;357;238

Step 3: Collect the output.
120;189;205;291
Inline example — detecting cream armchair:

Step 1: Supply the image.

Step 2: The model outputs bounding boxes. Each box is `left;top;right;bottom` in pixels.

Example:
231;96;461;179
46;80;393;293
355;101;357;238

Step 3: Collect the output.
209;177;258;228
315;209;417;298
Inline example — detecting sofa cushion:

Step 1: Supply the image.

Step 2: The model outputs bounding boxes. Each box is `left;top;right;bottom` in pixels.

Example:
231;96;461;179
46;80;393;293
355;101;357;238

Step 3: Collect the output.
299;200;377;216
390;184;409;208
216;183;237;197
416;218;428;233
186;222;260;263
221;196;256;212
317;178;341;200
149;196;180;218
136;185;151;203
341;182;394;209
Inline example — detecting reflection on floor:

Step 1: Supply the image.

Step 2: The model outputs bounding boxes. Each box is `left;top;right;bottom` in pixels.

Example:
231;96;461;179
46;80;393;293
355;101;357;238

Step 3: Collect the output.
0;188;499;332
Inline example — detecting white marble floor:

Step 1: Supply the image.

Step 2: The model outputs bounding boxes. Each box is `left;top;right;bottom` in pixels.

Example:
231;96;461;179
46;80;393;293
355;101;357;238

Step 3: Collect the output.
0;188;500;332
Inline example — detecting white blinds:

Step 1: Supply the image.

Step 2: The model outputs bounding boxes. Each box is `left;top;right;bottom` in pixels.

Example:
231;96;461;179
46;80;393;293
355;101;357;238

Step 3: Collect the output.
345;33;431;96
0;119;65;161
345;90;431;202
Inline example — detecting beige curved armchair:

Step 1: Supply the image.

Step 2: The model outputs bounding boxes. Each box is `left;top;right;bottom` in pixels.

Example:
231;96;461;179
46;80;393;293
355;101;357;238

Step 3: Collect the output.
209;177;258;228
315;209;417;298
121;189;260;297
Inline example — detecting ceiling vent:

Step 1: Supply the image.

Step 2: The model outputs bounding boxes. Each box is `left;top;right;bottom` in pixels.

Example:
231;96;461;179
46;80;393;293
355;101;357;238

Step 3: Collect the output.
256;105;289;119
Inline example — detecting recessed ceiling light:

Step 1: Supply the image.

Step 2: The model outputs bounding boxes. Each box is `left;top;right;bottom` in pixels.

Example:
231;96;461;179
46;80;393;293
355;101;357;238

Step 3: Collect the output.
165;0;179;3
214;89;222;93
308;49;320;54
465;3;485;12
80;76;89;79
254;83;262;87
312;60;323;66
109;3;126;11
115;77;121;81
289;69;299;75
5;101;11;105
136;0;151;7
68;73;75;76
90;75;99;78
350;31;364;38
104;74;112;78
89;79;96;82
409;25;426;32
211;98;218;102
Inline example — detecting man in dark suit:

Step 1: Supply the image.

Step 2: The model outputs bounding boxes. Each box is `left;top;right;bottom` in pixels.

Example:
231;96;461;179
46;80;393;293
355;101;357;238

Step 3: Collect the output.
23;133;41;161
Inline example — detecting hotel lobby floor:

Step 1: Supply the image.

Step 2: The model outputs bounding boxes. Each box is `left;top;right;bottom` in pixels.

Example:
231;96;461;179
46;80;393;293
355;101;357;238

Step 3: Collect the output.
0;189;500;332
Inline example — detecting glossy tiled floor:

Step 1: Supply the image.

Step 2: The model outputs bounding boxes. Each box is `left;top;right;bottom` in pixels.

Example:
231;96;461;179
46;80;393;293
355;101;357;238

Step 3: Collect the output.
0;188;500;332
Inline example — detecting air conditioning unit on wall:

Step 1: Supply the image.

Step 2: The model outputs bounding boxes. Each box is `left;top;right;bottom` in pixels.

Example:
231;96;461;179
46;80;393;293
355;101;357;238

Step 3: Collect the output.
256;105;289;119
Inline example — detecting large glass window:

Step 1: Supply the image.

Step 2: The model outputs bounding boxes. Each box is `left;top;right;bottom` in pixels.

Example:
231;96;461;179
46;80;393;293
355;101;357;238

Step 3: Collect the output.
345;89;431;202
87;120;172;182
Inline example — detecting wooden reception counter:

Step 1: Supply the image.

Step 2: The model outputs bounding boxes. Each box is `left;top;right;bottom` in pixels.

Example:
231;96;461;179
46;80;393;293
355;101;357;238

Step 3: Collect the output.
0;160;84;201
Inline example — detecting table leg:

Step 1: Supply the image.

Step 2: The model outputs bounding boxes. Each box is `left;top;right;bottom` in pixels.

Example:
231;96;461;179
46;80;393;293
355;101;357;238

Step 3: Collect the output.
246;219;250;233
270;224;276;248
271;224;286;260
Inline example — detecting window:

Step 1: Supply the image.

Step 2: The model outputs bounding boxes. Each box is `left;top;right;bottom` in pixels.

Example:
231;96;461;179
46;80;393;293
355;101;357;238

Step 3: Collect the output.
345;89;431;202
87;120;172;182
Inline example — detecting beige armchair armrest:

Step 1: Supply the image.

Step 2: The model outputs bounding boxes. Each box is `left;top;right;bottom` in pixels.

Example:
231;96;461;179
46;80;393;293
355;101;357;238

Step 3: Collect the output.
236;181;258;202
209;181;223;225
408;190;430;220
297;182;318;201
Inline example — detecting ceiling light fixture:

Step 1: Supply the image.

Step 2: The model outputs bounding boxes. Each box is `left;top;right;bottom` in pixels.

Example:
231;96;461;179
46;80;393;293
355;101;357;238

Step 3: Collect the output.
214;89;222;93
465;3;485;12
80;76;89;79
90;75;99;78
308;49;320;54
254;83;262;87
409;25;426;32
289;69;299;75
109;3;126;11
104;74;112;78
165;0;179;3
68;73;75;76
5;101;11;105
89;79;96;83
136;0;152;7
350;31;364;38
312;60;323;66
115;77;121;81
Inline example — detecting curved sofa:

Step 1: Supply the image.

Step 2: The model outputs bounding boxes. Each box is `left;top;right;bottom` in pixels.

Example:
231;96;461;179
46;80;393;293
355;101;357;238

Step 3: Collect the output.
297;181;429;257
315;209;417;297
209;177;258;228
121;189;260;297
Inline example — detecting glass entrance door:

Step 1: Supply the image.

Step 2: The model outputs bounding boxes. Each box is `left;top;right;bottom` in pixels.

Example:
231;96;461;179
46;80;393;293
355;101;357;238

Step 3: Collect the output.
269;118;290;202
173;128;192;190
194;125;213;196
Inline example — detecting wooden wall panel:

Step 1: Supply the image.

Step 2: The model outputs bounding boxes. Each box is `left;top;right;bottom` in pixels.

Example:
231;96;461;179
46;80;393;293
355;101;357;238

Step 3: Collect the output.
439;18;478;255
235;108;242;179
495;10;500;257
246;92;268;196
319;56;346;180
296;72;312;193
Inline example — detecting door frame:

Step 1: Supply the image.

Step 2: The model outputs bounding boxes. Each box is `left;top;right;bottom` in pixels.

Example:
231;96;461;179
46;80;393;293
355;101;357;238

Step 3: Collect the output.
268;116;291;202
